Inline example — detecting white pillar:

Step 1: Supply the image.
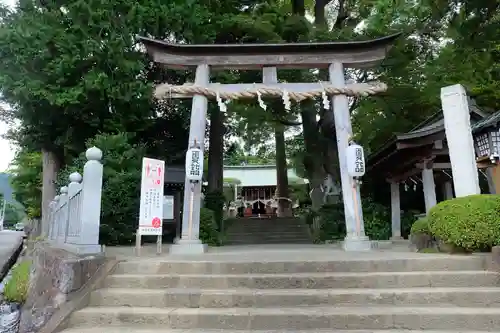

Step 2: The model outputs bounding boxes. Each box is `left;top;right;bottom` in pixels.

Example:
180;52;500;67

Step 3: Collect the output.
329;62;370;251
443;181;454;200
422;167;437;214
171;64;210;255
441;84;480;197
69;147;103;254
390;182;402;240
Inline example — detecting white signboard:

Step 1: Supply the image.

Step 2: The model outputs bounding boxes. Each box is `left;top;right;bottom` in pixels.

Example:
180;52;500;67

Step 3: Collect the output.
139;157;165;236
163;195;174;220
346;143;366;177
185;147;204;181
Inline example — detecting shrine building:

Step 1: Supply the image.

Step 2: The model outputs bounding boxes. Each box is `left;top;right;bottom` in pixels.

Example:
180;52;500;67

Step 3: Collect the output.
223;165;306;213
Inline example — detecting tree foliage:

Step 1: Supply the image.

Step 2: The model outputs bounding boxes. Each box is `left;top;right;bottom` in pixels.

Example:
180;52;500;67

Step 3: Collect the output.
8;148;42;218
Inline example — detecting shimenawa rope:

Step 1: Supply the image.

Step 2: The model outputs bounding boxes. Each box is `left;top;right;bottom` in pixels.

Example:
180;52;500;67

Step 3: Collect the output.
154;81;387;102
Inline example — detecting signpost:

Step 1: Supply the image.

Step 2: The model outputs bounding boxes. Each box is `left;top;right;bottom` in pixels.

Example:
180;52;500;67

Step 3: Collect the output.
136;157;165;256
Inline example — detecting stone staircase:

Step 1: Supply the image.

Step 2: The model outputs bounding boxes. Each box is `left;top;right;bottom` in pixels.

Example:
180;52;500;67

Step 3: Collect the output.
225;217;312;245
58;253;500;332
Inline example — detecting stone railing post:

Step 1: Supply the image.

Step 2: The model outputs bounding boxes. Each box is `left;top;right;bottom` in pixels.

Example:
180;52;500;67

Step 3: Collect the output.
57;186;69;243
74;147;103;254
48;200;56;240
52;196;60;241
56;187;68;243
65;172;82;243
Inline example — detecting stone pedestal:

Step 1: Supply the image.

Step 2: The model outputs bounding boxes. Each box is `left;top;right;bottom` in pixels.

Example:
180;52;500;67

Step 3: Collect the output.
342;236;372;251
170;239;208;255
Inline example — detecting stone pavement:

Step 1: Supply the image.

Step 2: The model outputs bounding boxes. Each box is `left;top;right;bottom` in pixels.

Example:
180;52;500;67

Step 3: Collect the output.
104;242;421;260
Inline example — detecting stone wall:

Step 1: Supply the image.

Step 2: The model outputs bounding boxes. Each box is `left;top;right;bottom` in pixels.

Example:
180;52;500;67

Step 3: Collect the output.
19;243;105;333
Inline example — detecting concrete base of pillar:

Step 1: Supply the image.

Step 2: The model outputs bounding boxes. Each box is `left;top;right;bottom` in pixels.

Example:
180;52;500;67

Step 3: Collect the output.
170;239;208;255
342;235;372;252
60;243;103;255
390;236;404;241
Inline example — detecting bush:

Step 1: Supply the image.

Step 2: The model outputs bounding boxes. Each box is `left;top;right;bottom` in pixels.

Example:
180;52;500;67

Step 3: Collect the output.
316;203;346;242
362;199;391;240
428;194;500;252
199;208;221;246
312;198;409;242
204;191;225;231
4;261;31;304
410;217;430;235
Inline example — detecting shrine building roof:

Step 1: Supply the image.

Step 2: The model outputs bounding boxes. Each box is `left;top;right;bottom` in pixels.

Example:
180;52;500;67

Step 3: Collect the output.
366;100;489;182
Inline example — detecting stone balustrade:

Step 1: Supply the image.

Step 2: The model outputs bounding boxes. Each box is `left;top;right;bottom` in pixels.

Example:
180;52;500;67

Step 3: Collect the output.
47;147;103;255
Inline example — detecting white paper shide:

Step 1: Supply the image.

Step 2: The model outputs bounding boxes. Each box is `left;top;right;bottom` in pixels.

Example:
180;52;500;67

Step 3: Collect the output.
346;143;366;177
139;157;165;235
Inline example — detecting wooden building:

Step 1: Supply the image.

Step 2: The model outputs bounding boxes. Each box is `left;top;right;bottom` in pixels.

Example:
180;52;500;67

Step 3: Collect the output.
367;100;499;240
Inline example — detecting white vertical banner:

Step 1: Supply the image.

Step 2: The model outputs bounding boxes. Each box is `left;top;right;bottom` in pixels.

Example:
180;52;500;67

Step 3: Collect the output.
139;157;165;236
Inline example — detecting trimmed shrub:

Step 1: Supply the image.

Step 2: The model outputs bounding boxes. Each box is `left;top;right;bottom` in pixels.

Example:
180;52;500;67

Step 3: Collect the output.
199;208;221;246
428;194;500;252
410;217;430;235
4;260;31;304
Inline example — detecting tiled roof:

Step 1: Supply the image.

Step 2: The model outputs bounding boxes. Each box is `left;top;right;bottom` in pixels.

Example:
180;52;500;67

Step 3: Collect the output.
471;111;500;133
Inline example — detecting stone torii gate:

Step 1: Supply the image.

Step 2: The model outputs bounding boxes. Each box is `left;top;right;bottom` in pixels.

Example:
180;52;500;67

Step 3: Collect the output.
140;33;401;253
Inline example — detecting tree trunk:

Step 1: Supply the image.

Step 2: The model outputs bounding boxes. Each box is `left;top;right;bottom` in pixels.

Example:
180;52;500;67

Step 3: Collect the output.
274;124;292;217
207;107;224;192
301;104;326;209
292;0;305;16
314;0;327;26
300;103;328;234
41;148;60;237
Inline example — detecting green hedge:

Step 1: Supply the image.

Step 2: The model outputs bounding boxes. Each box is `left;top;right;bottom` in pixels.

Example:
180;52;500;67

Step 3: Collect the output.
310;199;416;242
199;208;222;246
410;217;430;235
428;194;500;252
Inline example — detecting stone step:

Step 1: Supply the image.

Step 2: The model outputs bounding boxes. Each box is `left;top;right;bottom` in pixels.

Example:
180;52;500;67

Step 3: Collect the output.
112;256;486;274
67;306;500;330
90;287;500;308
227;222;306;228
228;227;307;231
226;228;308;233
225;239;312;245
60;328;490;333
104;271;497;289
226;231;309;237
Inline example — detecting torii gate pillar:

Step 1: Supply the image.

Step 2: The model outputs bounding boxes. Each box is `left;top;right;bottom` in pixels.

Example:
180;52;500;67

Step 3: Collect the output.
330;63;370;251
170;64;210;255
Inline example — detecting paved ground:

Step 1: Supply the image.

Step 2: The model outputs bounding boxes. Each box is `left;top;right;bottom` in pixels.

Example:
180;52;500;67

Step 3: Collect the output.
104;242;486;262
0;230;24;276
